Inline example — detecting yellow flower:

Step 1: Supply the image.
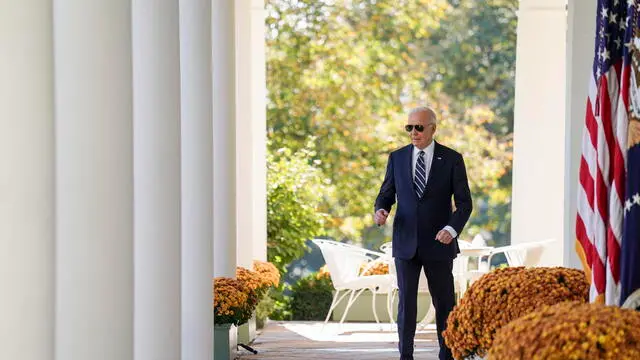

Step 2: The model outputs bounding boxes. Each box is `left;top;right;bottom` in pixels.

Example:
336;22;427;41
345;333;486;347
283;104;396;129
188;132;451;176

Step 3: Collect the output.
489;302;640;359
317;264;331;280
442;267;589;359
213;277;250;325
359;261;389;276
252;260;281;287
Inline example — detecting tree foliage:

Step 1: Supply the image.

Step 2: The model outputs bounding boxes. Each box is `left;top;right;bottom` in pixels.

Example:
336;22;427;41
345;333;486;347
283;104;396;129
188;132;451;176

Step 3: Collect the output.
266;139;329;274
266;0;516;246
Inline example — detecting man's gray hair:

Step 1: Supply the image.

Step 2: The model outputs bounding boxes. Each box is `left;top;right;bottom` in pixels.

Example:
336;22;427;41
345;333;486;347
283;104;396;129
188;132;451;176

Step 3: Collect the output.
409;106;437;125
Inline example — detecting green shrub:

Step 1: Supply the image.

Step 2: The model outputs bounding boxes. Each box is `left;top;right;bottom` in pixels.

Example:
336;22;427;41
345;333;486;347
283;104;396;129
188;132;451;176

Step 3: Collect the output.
290;273;334;321
265;284;293;321
255;293;275;329
267;141;329;275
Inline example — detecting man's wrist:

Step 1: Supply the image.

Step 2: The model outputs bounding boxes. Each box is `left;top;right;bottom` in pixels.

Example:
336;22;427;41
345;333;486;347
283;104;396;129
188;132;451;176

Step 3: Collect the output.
443;225;457;238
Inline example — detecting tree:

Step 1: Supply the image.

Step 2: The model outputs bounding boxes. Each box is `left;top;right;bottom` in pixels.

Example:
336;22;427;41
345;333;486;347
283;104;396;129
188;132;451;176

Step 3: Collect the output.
266;0;515;246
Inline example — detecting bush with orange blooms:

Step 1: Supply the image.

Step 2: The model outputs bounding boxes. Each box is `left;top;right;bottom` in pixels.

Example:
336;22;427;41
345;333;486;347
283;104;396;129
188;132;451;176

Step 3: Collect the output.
252;260;280;288
214;260;281;326
318;261;390;279
489;301;640;360
360;261;389;276
316;264;331;280
442;267;589;359
213;277;251;326
236;266;266;313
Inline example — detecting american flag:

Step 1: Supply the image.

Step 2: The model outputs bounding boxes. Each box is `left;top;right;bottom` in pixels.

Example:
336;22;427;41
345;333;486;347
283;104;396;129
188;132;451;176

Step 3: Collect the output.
576;0;636;305
620;11;640;304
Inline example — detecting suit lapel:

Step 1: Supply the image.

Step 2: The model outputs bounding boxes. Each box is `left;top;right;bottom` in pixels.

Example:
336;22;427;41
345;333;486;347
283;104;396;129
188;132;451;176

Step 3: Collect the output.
405;145;415;196
422;141;444;198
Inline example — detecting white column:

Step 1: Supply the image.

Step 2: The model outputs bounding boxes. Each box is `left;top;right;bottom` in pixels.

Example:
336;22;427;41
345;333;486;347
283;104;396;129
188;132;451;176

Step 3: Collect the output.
213;0;238;278
0;2;54;359
53;1;134;359
564;0;597;268
236;0;254;269
132;1;182;359
251;0;268;263
236;0;268;268
179;0;214;358
511;0;567;266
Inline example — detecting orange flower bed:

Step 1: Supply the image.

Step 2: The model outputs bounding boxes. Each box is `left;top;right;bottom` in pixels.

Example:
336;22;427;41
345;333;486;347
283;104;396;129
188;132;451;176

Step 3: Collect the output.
442;267;589;359
317;261;389;279
360;261;389;276
489;302;640;359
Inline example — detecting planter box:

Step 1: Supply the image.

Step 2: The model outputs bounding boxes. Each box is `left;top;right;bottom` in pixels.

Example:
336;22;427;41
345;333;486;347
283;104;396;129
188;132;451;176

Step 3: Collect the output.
331;291;432;322
237;313;257;344
213;323;237;360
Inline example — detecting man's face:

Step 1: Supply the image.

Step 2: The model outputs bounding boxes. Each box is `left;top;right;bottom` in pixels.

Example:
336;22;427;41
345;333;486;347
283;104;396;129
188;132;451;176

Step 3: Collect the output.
406;111;436;149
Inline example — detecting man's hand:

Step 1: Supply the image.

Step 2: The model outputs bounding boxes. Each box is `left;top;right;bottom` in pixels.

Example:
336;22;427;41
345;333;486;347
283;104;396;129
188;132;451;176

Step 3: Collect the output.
374;209;389;226
436;229;454;244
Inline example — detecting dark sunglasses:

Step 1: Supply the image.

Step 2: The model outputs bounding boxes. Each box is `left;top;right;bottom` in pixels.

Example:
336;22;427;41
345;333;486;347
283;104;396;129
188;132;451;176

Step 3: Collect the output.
405;124;425;132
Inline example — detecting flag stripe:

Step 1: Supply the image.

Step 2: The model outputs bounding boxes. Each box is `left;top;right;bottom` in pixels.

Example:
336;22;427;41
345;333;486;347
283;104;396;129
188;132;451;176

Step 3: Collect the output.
576;0;633;305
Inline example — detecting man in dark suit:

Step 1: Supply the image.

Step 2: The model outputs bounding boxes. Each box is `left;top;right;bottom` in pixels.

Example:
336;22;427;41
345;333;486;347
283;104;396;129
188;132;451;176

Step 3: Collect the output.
374;106;472;360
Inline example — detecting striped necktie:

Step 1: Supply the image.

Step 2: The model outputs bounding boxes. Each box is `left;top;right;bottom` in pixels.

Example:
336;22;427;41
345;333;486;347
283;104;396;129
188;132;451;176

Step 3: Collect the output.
415;150;426;197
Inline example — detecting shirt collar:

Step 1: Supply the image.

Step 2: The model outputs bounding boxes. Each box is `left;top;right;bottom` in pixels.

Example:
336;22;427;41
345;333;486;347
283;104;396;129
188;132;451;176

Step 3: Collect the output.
413;140;435;157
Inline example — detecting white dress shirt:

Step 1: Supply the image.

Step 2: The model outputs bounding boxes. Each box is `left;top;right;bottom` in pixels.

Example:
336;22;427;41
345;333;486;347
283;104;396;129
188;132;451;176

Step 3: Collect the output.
413;141;457;238
412;141;434;181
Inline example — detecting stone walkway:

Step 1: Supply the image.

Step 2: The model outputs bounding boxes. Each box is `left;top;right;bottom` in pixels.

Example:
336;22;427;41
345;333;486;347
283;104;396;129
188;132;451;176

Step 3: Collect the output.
237;321;441;360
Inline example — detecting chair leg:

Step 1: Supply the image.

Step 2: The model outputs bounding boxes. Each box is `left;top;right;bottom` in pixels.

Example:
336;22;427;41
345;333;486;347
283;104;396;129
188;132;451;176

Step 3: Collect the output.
418;302;436;328
324;289;341;324
340;288;366;324
371;288;380;324
386;288;395;325
325;289;353;324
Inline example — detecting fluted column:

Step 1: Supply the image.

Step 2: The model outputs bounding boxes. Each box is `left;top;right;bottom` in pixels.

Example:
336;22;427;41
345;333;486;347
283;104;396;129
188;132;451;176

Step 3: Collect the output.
53;1;134;359
179;0;214;358
132;1;182;359
213;0;238;278
0;2;54;359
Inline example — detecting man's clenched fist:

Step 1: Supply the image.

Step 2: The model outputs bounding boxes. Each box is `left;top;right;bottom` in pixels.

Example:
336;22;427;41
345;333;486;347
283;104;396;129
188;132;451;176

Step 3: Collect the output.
374;209;389;226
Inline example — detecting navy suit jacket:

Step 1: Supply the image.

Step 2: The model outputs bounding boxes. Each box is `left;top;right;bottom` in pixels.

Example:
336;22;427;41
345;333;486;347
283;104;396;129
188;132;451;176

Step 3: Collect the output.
375;142;473;260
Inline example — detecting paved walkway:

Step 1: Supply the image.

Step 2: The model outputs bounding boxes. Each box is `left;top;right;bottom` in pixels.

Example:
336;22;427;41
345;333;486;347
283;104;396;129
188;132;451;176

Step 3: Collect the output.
237;321;441;360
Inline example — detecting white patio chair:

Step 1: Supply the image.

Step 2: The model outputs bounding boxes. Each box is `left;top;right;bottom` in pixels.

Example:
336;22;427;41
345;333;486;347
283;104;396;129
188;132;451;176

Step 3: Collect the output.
485;238;556;268
468;239;557;282
312;239;394;324
455;240;474;296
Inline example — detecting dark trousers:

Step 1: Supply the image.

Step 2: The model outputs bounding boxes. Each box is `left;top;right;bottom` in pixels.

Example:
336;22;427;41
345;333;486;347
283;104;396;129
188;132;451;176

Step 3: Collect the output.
395;252;455;360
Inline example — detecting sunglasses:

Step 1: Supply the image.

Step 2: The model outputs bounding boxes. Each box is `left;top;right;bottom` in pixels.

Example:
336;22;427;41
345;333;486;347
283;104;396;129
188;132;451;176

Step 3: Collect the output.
405;124;425;132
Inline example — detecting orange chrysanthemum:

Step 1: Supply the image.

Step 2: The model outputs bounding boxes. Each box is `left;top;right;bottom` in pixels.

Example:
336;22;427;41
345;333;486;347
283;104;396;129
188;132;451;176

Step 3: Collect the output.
443;267;589;359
